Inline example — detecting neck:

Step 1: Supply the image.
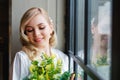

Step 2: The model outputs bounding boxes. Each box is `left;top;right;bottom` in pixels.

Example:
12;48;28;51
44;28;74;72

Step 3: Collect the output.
37;45;52;56
92;44;107;55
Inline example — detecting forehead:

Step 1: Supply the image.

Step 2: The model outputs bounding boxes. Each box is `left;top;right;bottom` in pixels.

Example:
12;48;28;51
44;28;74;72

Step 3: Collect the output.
97;16;110;35
27;14;49;26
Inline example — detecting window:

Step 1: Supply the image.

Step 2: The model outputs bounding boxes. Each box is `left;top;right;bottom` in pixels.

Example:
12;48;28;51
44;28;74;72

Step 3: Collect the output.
87;1;111;80
65;0;120;80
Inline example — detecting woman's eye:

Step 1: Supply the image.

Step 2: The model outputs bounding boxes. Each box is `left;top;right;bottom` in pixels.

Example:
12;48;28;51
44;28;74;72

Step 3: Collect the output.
25;27;34;33
26;29;33;32
39;26;45;30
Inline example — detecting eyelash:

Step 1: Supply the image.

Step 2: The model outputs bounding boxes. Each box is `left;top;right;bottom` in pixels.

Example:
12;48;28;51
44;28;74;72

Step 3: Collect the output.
39;26;46;30
26;29;34;32
25;26;46;33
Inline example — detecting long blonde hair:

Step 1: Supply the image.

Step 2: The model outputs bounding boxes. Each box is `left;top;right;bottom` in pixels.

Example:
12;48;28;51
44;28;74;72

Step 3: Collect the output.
19;7;57;60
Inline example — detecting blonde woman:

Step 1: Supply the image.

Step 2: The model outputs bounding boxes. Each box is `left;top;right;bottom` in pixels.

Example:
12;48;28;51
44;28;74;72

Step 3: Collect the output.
12;7;69;80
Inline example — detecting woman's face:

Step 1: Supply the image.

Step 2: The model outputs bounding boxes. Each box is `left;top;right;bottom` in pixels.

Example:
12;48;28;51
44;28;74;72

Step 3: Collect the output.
93;26;108;49
25;14;52;48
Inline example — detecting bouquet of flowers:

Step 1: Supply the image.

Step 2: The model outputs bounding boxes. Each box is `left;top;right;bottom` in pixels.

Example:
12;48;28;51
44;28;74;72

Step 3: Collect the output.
23;53;70;80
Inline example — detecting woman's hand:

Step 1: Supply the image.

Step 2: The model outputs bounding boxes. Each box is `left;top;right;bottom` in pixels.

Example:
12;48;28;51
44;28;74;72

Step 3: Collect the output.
70;73;83;80
70;73;75;80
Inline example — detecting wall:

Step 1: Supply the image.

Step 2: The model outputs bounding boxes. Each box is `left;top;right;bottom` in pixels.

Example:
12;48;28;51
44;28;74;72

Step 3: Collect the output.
11;0;66;63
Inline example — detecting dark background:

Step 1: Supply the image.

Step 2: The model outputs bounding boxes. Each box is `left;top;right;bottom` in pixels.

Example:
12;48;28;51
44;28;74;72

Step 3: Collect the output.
0;0;9;80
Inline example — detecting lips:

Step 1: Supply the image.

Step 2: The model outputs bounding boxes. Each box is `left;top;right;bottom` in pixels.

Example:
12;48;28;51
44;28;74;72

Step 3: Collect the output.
101;34;108;40
34;38;43;42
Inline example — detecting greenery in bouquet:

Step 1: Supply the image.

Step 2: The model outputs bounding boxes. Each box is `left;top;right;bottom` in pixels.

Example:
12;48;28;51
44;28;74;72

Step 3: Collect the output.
93;54;109;66
23;53;70;80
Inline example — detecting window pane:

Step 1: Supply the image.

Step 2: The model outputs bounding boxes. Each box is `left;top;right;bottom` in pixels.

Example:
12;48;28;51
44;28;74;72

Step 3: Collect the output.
76;66;84;80
76;0;85;80
87;75;93;80
87;0;112;80
77;0;85;60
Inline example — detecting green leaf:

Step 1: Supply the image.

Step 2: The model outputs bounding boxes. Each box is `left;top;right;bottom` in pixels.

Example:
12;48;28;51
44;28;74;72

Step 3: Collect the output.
31;60;39;65
60;71;70;80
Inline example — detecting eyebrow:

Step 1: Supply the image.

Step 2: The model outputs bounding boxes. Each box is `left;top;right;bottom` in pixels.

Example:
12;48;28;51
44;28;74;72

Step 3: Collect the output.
26;23;45;28
25;25;33;28
37;23;45;26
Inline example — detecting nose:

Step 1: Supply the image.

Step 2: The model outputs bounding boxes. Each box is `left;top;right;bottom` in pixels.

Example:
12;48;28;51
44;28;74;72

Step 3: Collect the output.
34;29;40;37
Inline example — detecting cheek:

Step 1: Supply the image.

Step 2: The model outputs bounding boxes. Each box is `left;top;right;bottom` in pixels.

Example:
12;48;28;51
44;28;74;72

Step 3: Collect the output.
44;31;51;38
43;28;52;36
27;35;33;41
